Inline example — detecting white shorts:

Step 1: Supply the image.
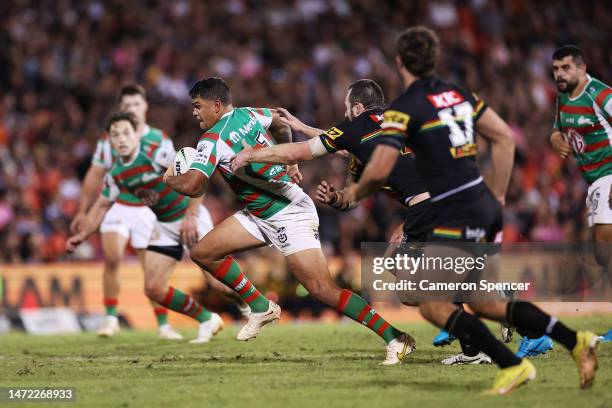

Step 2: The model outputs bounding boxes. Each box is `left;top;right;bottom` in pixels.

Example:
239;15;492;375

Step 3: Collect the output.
148;206;214;248
234;196;321;256
586;174;612;227
99;203;156;249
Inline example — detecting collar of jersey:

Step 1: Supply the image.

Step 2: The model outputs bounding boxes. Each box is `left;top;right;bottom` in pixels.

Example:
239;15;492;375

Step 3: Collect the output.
568;74;592;101
221;109;234;119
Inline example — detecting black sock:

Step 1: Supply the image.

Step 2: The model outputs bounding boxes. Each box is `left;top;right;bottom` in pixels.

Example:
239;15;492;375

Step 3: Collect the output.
507;301;577;350
460;338;479;357
516;327;541;339
445;309;521;368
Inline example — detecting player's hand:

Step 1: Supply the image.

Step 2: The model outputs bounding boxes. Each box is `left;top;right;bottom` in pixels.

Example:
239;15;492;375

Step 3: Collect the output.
135;188;160;207
315;180;336;204
230;141;253;173
163;166;173;183
181;212;199;248
389;223;405;243
276;107;304;132
70;212;86;234
286;164;302;184
66;233;85;253
551;132;571;159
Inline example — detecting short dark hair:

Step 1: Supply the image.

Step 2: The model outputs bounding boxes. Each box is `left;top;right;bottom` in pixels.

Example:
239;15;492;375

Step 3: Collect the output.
119;84;146;101
552;45;585;65
347;79;385;110
189;77;231;104
106;111;138;132
396;26;439;77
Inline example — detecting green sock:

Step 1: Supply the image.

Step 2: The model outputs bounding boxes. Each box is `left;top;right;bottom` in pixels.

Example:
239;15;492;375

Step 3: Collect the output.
103;298;117;317
154;307;168;326
212;256;270;313
337;289;402;343
160;287;212;323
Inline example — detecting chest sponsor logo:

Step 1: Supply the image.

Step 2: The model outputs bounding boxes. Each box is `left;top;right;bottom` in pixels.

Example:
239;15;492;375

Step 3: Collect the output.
238;116;258;136
370;114;384;124
427;91;464;108
324;127;344;140
566;129;585;153
141;173;159;183
577;116;593;126
229;131;241;144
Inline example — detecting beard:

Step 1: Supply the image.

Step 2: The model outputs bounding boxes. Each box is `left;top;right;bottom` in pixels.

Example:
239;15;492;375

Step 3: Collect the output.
556;78;579;94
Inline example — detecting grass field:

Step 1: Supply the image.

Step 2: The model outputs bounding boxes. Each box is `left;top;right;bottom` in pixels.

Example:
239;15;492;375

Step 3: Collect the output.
1;316;611;408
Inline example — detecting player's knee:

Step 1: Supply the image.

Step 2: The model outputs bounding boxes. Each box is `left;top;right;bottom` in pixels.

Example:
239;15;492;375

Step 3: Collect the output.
104;257;121;274
144;281;165;301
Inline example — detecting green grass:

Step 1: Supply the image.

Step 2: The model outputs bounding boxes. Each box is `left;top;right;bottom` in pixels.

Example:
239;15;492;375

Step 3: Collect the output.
1;317;610;408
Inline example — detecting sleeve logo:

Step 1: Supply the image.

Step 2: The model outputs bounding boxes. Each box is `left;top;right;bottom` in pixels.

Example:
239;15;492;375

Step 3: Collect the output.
323;127;344;139
382;110;410;131
194;141;215;165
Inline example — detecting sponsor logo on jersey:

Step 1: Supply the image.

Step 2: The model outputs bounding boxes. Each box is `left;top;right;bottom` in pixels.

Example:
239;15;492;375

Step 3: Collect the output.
465;227;486;241
238;116;258;136
141;173;159;183
323;127;344;139
566;129;585;153
370;114;384;123
577;116;593;126
229;131;241;144
449;143;477;158
427;91;464;108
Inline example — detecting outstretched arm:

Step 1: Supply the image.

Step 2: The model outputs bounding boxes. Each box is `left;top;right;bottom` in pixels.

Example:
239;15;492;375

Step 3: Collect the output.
276;108;324;139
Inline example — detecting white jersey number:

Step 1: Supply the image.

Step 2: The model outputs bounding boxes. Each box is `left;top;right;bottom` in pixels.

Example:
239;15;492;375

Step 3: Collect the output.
438;101;474;147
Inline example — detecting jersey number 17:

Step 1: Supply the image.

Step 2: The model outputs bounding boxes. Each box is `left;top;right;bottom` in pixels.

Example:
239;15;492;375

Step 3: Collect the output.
438;101;474;147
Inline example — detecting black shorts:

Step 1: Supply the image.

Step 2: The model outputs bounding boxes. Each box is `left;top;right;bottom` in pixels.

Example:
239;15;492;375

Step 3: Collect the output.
425;182;503;243
401;198;436;242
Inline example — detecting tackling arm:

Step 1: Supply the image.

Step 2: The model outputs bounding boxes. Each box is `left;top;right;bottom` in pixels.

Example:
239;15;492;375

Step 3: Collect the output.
71;163;106;232
346;144;399;202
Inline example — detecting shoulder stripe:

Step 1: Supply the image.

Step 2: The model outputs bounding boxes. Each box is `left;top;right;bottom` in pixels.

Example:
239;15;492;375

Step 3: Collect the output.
561;105;595;115
595;88;612;107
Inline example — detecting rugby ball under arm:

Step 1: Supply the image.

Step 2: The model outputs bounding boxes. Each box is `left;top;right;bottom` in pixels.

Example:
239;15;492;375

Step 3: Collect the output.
173;147;197;175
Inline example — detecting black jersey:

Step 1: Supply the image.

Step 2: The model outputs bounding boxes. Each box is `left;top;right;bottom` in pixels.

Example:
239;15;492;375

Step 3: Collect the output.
378;77;488;201
319;108;428;204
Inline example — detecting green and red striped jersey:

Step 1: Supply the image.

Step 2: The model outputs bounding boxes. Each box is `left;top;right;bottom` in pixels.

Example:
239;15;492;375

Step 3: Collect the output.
101;136;189;222
189;107;304;220
554;76;612;184
92;126;168;205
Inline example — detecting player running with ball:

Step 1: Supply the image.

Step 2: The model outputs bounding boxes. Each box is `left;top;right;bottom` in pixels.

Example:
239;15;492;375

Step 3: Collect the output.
164;77;415;364
67;112;223;344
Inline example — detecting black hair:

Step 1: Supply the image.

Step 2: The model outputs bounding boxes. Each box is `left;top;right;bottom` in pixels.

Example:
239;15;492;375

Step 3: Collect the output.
348;79;385;110
106;111;138;132
119;84;146;101
189;77;232;104
396;26;440;77
552;45;585;65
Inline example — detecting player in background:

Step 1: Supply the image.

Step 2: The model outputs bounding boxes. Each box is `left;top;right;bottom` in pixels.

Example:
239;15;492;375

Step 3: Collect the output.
346;26;599;394
164;77;415;364
550;45;612;343
67;112;223;343
70;85;181;339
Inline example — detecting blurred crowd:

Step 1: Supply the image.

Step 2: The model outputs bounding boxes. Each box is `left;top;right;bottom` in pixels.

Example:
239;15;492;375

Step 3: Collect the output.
1;0;611;263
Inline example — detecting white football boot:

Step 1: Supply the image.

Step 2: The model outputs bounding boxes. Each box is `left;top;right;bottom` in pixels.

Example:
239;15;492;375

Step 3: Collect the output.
190;313;224;344
381;333;416;365
441;352;492;365
236;301;281;341
97;316;120;337
158;324;184;340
